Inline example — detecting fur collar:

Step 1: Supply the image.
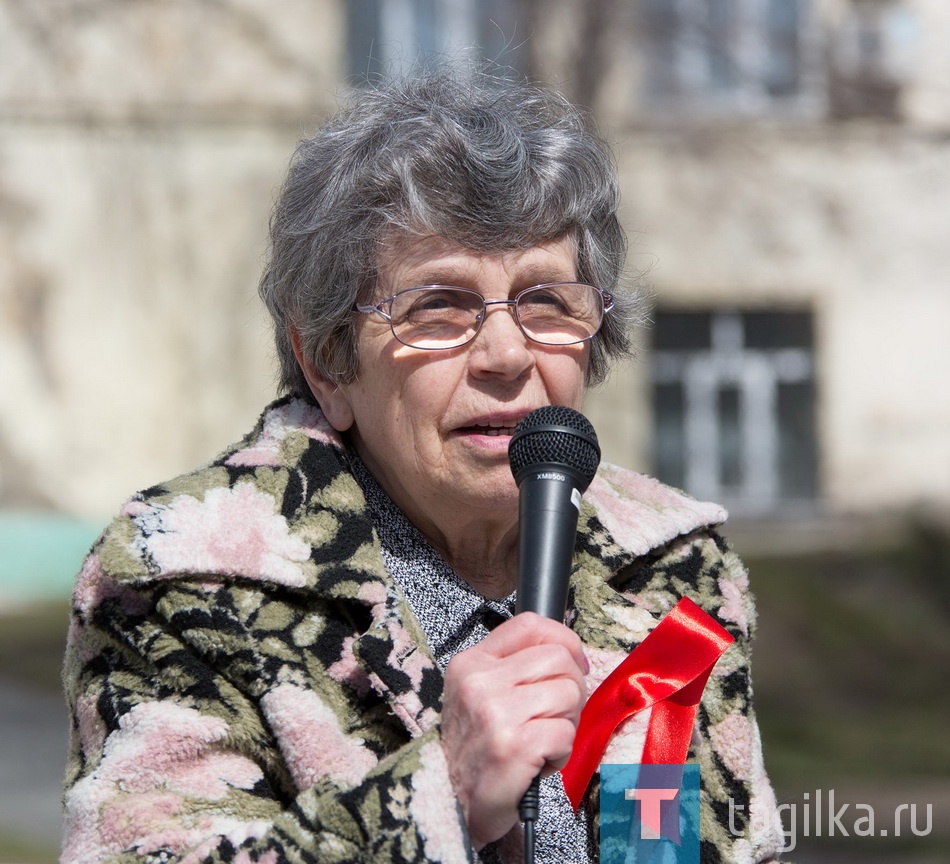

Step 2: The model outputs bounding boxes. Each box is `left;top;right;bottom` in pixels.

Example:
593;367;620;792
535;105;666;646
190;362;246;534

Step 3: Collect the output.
92;397;725;595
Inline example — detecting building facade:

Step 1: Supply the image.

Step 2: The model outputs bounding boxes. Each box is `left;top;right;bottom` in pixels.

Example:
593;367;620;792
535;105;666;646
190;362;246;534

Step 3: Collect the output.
1;0;947;526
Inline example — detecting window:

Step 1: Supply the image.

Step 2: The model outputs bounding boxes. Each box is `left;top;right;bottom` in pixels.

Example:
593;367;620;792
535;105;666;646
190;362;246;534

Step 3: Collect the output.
641;0;819;116
829;0;918;119
347;0;523;80
651;310;818;513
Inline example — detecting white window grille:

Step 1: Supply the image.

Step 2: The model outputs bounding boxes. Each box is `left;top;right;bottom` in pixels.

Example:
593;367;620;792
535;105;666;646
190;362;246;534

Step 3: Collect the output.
651;310;818;513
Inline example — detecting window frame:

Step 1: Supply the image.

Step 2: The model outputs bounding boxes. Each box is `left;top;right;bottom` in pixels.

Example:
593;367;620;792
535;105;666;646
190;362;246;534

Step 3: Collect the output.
650;309;819;514
640;0;825;119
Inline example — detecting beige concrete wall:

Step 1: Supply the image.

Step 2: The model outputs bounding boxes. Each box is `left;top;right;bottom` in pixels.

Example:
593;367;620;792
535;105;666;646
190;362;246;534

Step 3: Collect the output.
586;123;950;513
0;0;342;115
1;0;948;523
0;120;290;516
584;0;950;514
899;0;950;127
0;0;341;519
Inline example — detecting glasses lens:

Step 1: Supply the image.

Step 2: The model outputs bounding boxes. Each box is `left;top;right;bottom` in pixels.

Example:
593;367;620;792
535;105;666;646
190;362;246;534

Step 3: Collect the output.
389;287;483;349
516;283;604;345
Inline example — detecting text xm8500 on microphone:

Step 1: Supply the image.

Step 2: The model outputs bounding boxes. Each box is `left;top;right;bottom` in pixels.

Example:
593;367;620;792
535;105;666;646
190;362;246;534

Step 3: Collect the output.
508;405;601;622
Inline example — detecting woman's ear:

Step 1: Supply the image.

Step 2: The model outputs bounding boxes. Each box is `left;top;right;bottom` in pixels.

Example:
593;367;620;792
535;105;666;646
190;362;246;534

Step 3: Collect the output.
289;327;355;432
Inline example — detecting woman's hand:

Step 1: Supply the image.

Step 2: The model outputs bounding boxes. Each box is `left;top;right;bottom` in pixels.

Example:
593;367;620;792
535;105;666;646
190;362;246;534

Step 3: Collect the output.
440;612;589;849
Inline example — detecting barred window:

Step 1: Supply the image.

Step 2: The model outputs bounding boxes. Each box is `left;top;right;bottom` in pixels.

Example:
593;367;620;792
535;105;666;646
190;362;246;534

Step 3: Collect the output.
347;0;523;79
651;309;818;512
641;0;820;117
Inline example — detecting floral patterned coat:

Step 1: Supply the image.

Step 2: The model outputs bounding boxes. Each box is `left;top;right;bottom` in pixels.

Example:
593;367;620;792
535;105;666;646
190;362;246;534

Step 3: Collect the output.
62;397;786;863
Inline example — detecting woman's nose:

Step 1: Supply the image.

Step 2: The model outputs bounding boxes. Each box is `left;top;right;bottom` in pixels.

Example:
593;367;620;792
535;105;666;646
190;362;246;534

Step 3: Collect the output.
468;302;535;379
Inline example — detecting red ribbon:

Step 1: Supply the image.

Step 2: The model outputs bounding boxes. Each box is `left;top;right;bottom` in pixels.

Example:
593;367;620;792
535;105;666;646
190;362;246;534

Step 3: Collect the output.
560;597;735;811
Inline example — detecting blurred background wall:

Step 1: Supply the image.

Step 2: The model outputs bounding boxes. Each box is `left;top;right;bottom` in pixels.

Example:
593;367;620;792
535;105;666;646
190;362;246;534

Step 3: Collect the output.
2;0;949;535
1;1;948;861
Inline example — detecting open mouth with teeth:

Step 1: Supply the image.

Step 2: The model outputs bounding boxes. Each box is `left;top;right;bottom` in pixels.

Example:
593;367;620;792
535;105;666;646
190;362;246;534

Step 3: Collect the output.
462;422;519;437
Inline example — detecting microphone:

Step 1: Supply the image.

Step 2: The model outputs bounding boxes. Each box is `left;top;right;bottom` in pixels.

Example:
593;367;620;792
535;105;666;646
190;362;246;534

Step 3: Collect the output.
507;406;601;864
508;405;601;620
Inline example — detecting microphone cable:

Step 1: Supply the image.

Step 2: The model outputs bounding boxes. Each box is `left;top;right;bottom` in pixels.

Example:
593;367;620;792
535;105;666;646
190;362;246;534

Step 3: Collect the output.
519;775;540;864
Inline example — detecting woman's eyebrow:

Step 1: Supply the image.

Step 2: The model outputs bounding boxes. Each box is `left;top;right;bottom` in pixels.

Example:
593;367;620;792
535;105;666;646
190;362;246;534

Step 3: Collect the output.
395;263;479;288
409;262;578;289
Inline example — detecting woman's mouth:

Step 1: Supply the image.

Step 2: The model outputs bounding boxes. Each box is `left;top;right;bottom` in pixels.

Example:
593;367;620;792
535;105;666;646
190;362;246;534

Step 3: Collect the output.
460;420;518;438
462;422;518;437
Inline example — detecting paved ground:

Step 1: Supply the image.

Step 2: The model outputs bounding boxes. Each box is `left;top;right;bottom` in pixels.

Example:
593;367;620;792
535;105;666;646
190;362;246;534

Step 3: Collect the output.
0;682;66;862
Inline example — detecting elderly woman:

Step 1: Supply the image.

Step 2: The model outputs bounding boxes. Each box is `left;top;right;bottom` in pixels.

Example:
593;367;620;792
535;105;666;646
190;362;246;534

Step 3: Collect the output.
62;71;786;863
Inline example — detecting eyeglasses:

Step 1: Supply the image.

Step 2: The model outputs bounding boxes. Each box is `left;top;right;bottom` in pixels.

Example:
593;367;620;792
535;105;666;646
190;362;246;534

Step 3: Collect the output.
355;282;613;351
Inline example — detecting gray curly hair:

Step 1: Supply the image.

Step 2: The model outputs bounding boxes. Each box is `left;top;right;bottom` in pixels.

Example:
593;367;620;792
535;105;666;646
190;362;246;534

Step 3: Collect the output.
259;68;640;399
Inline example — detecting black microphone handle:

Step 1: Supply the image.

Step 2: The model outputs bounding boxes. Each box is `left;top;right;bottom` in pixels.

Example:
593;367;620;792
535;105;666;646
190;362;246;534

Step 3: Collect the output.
514;471;582;621
512;470;583;864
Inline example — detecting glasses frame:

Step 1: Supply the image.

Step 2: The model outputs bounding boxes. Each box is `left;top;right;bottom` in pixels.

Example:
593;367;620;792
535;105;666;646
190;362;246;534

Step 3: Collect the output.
355;282;614;351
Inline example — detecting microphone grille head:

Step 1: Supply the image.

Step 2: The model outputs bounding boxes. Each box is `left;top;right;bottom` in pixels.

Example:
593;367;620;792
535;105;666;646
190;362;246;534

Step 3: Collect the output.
508;406;601;491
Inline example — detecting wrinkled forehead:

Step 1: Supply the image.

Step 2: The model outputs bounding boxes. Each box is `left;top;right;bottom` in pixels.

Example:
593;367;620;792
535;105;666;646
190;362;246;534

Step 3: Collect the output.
374;230;580;295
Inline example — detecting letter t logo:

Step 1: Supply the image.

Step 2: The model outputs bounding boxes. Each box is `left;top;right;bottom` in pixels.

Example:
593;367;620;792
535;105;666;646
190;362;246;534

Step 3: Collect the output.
626;788;680;840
